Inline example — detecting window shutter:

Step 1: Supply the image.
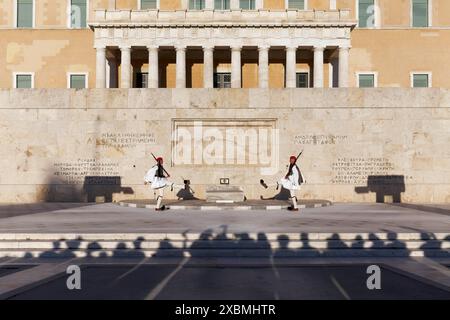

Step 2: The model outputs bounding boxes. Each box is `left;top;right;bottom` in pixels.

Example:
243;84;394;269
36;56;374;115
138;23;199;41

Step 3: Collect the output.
358;0;374;28
141;0;157;9
70;75;86;89
240;0;255;10
413;74;429;88
413;0;428;27
71;0;87;28
16;75;32;88
17;0;33;28
189;0;205;9
359;74;375;88
215;0;230;10
288;0;305;10
296;73;309;88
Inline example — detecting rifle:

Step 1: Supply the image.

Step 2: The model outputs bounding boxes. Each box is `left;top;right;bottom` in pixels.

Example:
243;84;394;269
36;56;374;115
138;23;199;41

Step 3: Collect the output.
293;150;304;165
151;152;171;177
286;150;304;179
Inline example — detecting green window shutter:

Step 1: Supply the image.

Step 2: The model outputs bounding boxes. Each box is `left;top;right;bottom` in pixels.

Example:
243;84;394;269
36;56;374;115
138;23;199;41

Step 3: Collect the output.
296;73;309;88
189;0;205;9
359;74;375;88
70;75;86;89
17;0;33;28
413;74;429;87
413;0;428;27
16;75;32;88
288;0;305;10
215;0;230;10
141;0;157;9
358;0;374;28
71;0;87;28
240;0;255;10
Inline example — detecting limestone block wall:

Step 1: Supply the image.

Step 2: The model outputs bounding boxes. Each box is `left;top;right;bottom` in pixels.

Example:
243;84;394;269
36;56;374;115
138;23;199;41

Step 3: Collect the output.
0;88;449;203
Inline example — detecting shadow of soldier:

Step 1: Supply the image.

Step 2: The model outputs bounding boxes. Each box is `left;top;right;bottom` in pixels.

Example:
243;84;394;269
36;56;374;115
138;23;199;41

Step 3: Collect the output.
355;175;405;203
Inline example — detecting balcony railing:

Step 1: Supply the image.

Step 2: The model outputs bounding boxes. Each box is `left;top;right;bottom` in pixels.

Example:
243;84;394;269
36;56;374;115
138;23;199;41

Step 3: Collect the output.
91;9;356;27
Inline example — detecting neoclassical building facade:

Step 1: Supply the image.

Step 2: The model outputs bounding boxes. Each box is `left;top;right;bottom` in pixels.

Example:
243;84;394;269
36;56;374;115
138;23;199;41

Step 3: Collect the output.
1;0;450;89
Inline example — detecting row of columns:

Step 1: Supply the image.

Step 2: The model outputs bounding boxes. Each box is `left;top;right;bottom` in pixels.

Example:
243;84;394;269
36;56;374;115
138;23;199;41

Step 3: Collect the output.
96;45;350;89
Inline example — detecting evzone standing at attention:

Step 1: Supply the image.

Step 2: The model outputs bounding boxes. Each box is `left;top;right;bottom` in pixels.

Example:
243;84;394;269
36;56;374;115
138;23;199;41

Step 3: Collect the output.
260;155;306;211
144;156;183;211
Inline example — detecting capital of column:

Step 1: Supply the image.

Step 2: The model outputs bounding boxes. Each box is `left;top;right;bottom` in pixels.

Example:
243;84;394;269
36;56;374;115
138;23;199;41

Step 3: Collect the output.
119;45;131;52
285;46;297;52
258;45;270;52
175;45;187;52
231;46;242;52
339;45;351;51
202;45;214;52
313;45;325;52
95;46;106;52
147;45;159;51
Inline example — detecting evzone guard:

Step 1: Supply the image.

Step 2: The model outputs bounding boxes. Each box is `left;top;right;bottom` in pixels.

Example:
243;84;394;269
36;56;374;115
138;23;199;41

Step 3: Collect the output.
144;154;183;211
260;152;306;211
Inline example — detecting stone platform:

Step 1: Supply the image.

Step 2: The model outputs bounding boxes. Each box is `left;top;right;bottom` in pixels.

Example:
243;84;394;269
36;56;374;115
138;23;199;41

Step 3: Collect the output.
117;199;332;210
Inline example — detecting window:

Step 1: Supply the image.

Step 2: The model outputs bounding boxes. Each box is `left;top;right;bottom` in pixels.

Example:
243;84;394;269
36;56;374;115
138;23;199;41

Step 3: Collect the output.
16;0;34;28
215;0;230;10
68;74;88;89
70;0;87;28
288;0;305;10
140;0;157;9
357;73;377;88
296;72;309;88
14;73;34;88
358;0;375;28
412;0;429;27
240;0;255;10
135;73;148;88
214;73;231;88
189;0;205;9
411;73;431;87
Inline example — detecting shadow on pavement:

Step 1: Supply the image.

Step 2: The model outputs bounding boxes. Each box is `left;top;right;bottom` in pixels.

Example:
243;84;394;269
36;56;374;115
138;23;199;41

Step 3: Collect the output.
2;228;449;300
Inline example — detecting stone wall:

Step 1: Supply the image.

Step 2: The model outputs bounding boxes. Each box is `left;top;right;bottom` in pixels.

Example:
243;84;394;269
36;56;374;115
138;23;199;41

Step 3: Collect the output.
0;88;449;203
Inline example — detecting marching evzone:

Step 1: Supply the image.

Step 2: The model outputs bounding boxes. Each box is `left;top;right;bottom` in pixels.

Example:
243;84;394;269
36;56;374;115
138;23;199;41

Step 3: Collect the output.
144;156;183;211
260;155;306;211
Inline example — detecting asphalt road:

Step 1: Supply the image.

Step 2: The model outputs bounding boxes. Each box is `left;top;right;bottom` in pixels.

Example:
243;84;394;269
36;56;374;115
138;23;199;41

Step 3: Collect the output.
7;264;450;300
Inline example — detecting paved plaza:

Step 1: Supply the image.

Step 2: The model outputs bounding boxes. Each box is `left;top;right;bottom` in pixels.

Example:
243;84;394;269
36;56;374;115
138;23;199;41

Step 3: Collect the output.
0;202;448;300
0;202;449;234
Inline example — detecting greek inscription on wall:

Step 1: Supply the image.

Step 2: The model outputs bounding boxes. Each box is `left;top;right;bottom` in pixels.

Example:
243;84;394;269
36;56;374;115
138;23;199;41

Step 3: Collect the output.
331;157;395;185
97;133;156;149
53;159;120;184
294;134;348;145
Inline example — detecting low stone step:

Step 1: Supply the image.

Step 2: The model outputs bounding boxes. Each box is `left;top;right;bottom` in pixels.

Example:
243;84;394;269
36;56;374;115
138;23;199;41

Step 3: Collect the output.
0;232;448;241
0;240;447;250
0;248;448;259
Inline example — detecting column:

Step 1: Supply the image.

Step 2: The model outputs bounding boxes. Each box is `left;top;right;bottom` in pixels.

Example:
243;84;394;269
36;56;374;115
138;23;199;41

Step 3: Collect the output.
258;46;269;89
230;0;239;9
120;46;131;89
95;46;106;88
285;46;297;88
231;46;242;89
148;46;159;88
205;0;214;9
203;46;214;88
313;45;325;88
339;46;350;88
176;46;186;88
